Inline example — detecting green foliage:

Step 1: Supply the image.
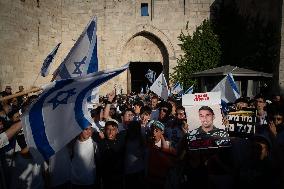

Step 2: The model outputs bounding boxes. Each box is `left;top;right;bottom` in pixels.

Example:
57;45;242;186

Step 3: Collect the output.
170;19;221;89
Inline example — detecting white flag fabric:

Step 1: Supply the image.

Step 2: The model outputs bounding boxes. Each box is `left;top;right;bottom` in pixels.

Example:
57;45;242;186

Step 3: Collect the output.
86;87;99;111
53;17;98;79
171;82;183;95
140;86;144;94
145;69;156;83
150;73;169;100
52;17;99;109
184;85;194;94
41;43;61;77
211;73;240;103
22;64;128;160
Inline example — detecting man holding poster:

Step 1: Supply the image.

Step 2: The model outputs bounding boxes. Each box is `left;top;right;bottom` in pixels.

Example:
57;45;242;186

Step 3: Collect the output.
181;92;230;149
179;92;233;189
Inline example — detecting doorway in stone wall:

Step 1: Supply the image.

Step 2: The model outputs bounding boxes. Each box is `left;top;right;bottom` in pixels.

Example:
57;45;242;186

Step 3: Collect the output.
129;62;163;93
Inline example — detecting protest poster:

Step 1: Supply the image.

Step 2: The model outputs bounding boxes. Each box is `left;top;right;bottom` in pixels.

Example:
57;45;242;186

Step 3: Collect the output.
182;92;230;150
226;109;256;137
182;92;224;130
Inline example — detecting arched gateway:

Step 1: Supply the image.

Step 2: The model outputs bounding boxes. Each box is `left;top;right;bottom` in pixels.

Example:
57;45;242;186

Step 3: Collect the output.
118;24;175;93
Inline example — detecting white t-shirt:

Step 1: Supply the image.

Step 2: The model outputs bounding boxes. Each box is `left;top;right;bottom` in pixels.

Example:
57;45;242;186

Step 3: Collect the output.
0;132;9;149
71;137;96;185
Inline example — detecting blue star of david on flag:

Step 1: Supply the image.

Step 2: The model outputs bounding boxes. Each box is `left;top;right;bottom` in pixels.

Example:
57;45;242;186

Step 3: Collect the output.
53;17;98;80
73;56;86;75
22;64;129;160
48;88;76;109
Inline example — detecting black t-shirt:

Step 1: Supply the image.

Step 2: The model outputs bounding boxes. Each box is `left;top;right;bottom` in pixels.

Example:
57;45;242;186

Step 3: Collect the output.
186;126;231;150
95;132;126;177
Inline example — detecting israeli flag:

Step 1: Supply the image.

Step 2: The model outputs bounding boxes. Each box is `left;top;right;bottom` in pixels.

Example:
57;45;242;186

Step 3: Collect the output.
53;17;98;79
41;43;61;77
145;69;156;83
22;64;128;160
150;73;169;100
211;73;240;104
184;85;194;94
52;17;99;109
171;82;183;95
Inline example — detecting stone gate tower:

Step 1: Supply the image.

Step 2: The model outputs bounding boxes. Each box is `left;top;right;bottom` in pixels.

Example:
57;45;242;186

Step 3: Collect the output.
0;0;214;94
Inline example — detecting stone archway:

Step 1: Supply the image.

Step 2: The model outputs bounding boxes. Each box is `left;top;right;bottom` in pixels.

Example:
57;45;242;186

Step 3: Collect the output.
117;24;175;93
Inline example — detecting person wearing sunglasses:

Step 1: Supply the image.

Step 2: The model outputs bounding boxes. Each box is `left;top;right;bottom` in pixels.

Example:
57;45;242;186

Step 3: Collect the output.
164;106;188;150
158;102;172;126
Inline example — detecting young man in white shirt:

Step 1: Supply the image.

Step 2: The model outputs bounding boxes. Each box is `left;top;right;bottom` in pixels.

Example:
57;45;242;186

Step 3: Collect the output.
71;126;97;188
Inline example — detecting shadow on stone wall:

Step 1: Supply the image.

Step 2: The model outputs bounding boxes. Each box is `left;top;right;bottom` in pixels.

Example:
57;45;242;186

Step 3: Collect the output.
209;0;282;73
209;0;283;93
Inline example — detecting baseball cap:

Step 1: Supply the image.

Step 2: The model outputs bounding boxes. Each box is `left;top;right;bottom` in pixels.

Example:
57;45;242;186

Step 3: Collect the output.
149;120;165;131
105;117;119;126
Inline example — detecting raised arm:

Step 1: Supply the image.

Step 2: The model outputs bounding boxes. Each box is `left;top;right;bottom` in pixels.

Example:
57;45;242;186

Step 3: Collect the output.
103;91;115;120
0;121;22;149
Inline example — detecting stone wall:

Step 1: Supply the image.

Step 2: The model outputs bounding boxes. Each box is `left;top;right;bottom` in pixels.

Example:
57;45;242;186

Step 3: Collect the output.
279;0;284;94
0;0;213;94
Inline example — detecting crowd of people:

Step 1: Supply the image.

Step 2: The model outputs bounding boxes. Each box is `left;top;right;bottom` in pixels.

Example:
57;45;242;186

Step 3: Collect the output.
0;85;284;189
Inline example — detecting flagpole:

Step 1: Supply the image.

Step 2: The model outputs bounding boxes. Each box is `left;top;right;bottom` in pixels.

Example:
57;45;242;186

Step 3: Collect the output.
231;66;238;74
0;87;42;102
32;71;41;88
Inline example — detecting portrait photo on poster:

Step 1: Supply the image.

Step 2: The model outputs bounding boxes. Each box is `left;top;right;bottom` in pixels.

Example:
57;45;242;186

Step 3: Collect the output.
182;92;224;131
184;104;224;131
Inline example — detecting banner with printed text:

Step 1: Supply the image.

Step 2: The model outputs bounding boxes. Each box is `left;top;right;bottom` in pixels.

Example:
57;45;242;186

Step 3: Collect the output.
226;109;256;137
